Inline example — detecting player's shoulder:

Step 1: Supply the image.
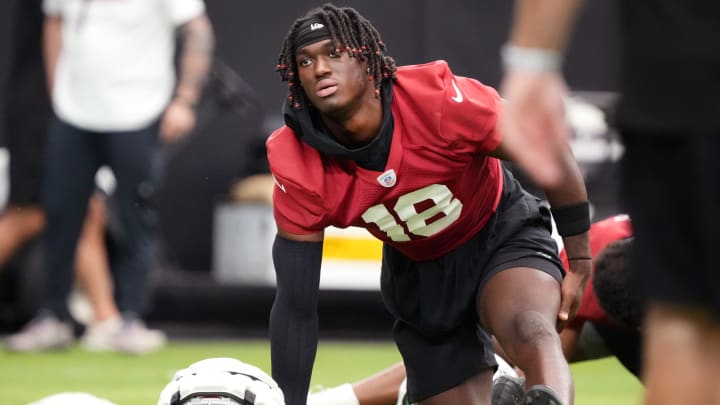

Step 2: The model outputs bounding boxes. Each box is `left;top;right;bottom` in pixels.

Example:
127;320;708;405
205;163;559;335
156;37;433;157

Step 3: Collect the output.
397;59;452;76
395;60;499;111
394;60;500;149
266;126;317;172
266;125;325;193
395;60;453;94
265;125;300;154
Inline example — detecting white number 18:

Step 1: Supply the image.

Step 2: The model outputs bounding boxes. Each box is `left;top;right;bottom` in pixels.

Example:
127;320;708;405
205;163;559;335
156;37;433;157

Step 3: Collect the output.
360;184;463;241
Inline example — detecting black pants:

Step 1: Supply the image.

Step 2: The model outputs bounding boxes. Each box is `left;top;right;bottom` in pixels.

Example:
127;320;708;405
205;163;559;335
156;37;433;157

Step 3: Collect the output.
621;129;720;318
42;117;161;319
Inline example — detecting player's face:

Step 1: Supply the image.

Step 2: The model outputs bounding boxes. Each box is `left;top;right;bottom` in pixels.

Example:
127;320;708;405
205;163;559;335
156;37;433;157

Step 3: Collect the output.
295;39;371;117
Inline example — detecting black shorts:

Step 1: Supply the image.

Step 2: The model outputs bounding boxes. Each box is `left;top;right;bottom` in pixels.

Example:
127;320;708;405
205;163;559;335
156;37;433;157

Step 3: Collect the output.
380;167;565;402
621;129;720;318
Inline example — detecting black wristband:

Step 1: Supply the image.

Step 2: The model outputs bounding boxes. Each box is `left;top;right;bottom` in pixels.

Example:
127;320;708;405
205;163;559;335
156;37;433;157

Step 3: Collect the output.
551;201;591;237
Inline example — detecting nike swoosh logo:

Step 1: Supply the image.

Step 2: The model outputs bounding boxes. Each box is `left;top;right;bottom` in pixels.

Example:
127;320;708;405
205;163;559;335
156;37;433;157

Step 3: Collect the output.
272;174;286;193
450;79;463;103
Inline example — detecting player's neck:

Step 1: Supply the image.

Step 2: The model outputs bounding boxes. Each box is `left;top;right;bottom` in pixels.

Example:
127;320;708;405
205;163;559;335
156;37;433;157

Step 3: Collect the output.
321;97;382;148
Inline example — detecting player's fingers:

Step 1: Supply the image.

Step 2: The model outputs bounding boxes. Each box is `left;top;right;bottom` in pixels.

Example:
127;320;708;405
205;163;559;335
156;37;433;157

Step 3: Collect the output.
556;284;576;331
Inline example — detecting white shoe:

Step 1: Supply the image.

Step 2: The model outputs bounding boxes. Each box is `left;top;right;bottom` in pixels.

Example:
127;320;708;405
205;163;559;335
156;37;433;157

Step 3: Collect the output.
114;319;166;354
5;310;74;352
81;315;166;354
81;316;123;352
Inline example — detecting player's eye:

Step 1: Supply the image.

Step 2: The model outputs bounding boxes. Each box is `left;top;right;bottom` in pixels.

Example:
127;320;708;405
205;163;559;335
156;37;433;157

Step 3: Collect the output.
298;57;312;67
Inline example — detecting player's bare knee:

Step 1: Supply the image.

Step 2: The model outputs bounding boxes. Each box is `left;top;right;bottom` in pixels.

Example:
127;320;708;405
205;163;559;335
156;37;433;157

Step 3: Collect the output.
511;310;558;351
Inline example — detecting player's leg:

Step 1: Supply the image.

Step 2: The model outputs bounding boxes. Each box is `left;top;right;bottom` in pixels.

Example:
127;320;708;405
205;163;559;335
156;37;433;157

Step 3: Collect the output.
0;206;45;267
642;305;720;404
474;166;570;404
104;122;161;318
5;119;99;352
477;267;571;404
41;119;100;320
74;193;119;323
307;362;405;405
103;123;166;354
353;362;407;405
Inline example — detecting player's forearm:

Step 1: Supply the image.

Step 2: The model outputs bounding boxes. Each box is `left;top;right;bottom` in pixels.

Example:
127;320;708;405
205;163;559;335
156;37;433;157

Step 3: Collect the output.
542;143;587;207
543;145;591;260
509;0;584;51
175;14;214;106
270;298;318;405
270;235;324;405
43;16;62;93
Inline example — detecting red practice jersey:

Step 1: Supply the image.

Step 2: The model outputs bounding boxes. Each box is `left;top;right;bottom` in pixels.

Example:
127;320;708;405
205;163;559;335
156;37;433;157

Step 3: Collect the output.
561;214;633;326
267;61;503;261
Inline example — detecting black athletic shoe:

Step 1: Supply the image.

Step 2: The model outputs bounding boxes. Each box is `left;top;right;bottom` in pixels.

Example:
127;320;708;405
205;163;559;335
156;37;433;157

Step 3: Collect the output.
491;375;525;405
524;384;563;405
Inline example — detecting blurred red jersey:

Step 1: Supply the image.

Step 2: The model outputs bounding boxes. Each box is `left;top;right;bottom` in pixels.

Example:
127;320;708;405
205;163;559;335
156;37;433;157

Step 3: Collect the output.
267;61;503;261
561;214;633;326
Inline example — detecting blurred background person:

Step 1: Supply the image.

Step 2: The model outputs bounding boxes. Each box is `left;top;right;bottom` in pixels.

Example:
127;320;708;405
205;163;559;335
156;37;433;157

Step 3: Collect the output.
0;0;52;270
0;0;137;353
6;0;214;354
500;1;720;404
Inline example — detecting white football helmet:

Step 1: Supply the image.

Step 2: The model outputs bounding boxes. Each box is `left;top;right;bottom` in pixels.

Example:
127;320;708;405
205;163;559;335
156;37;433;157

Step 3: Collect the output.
396;354;519;405
157;357;285;405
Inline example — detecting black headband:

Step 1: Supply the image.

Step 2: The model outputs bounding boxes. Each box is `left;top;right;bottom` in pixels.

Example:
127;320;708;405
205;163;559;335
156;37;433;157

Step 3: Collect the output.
293;17;332;53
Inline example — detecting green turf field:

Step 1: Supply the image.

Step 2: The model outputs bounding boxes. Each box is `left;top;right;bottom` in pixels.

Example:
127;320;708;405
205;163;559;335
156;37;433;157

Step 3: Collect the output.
0;340;643;404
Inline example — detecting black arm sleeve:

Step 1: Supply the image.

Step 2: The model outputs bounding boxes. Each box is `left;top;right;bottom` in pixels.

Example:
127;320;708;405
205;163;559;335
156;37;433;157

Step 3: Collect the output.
269;235;323;405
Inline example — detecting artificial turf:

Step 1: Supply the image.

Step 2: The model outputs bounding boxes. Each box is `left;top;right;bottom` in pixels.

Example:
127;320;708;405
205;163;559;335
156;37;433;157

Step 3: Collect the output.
0;340;642;404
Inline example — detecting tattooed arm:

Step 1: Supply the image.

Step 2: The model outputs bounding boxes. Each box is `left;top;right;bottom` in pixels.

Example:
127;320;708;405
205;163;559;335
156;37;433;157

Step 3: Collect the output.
160;14;215;142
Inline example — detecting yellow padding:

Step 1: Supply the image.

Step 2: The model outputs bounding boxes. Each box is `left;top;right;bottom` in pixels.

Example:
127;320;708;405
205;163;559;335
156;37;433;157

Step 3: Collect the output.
322;237;383;261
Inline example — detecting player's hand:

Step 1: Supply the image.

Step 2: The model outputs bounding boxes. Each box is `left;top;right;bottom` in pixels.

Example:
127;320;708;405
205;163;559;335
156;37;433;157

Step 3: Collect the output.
499;69;569;188
159;99;196;142
556;259;591;331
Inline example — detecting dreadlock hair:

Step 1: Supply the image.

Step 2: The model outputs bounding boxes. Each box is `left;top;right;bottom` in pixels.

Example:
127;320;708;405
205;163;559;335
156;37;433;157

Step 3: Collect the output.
276;3;398;109
593;237;644;330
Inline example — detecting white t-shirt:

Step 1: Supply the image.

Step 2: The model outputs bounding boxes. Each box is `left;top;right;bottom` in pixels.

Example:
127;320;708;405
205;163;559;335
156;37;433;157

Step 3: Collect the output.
43;0;205;131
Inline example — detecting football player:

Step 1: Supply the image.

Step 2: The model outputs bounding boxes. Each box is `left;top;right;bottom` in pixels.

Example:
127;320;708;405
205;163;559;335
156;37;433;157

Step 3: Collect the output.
267;3;591;405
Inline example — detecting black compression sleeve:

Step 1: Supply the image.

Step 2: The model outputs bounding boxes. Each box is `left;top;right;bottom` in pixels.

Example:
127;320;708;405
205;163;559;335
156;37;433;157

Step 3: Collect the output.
269;235;323;405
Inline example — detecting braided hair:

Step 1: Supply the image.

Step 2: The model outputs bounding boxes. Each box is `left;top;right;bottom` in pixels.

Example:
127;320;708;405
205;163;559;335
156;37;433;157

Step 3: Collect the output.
276;3;398;109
